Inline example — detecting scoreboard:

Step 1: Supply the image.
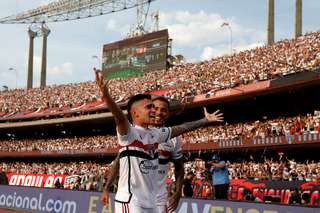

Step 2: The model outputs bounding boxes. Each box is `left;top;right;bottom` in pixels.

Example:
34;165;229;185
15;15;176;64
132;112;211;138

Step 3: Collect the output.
102;29;168;79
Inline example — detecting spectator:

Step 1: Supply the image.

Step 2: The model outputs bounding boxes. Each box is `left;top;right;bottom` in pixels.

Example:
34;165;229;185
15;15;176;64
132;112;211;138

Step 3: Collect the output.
182;172;194;198
209;154;230;199
288;188;302;205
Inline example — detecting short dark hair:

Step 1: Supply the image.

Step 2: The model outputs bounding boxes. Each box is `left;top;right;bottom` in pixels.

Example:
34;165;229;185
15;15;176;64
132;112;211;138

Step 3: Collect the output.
127;94;152;121
152;96;170;108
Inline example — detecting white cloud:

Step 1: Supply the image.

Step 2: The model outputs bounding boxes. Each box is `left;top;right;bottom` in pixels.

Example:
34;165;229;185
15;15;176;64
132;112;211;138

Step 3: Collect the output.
101;10;265;62
159;10;265;58
201;46;215;61
160;10;231;47
48;62;73;78
105;19;130;37
235;42;264;52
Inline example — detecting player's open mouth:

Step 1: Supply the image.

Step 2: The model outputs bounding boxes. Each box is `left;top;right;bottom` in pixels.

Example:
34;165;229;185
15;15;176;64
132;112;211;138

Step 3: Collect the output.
149;114;155;119
155;116;163;121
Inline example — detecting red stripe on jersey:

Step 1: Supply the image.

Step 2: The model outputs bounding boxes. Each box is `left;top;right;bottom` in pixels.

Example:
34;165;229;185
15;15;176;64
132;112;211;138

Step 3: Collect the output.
159;150;171;157
118;140;159;152
126;203;130;213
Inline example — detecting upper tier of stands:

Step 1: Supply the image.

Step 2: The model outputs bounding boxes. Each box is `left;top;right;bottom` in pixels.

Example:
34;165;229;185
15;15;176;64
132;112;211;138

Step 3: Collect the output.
1;32;319;119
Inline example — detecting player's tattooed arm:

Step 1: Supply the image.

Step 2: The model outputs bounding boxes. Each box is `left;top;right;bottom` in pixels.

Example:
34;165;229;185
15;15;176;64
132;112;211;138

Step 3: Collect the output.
105;156;120;192
171;108;224;138
95;69;129;135
100;156;120;206
168;158;184;212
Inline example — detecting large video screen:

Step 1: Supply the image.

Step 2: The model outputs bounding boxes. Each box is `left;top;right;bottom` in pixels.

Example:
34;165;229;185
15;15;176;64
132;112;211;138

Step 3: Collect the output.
102;29;168;79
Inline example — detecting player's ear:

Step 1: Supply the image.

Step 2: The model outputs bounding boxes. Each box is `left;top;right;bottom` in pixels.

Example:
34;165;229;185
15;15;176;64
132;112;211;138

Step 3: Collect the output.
131;106;139;119
133;110;139;118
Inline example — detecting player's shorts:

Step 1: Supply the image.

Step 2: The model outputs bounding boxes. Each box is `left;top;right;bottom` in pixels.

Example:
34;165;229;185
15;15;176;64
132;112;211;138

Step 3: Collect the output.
156;204;168;213
115;201;158;213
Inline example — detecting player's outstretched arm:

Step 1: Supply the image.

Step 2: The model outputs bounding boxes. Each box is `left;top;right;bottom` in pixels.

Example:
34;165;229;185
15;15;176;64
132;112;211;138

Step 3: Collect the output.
95;69;128;135
170;108;224;138
168;158;184;212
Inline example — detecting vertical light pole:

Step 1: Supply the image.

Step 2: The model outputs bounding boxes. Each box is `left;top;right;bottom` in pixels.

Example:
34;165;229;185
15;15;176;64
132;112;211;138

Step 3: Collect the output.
92;55;101;69
8;67;17;89
295;0;302;38
40;24;50;88
221;22;233;55
267;0;275;45
27;28;37;89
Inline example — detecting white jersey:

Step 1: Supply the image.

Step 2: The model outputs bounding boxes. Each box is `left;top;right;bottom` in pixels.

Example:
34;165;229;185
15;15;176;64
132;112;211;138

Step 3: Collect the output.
157;136;183;205
115;124;171;208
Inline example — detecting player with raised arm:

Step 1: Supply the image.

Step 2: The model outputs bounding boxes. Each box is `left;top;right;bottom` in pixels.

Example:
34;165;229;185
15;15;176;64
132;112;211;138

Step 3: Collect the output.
101;96;184;213
95;69;223;213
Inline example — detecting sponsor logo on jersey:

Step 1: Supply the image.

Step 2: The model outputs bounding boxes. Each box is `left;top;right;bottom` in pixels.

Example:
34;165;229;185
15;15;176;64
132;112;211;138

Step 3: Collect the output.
139;160;158;174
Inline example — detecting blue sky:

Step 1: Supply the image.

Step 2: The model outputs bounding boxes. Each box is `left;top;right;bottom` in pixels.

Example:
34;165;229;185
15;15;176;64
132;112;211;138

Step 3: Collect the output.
0;0;319;89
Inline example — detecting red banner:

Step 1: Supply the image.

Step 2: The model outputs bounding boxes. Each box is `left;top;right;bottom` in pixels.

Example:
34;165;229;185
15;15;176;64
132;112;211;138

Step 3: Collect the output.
7;173;68;188
230;179;320;206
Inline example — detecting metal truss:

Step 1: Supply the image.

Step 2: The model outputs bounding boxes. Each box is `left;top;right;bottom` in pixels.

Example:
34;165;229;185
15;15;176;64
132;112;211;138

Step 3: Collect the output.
0;0;154;24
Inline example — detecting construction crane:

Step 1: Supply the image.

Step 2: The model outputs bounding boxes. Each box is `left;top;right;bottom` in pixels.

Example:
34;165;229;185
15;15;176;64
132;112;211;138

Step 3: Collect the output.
0;0;155;89
0;0;154;24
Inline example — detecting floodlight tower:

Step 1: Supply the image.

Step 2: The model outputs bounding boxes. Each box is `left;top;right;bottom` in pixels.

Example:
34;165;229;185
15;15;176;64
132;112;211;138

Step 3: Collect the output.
26;23;49;89
40;24;50;88
295;0;302;38
27;27;37;89
267;0;275;45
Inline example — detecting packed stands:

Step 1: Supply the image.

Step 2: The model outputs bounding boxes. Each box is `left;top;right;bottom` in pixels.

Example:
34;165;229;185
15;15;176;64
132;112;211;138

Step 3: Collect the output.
0;135;117;152
183;157;320;183
181;109;320;144
0;161;108;191
1;32;319;118
1;155;319;198
1;110;319;153
181;156;320;203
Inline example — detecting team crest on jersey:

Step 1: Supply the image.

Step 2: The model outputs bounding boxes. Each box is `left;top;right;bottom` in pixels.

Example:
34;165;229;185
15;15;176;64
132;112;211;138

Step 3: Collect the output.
145;144;158;158
139;160;158;174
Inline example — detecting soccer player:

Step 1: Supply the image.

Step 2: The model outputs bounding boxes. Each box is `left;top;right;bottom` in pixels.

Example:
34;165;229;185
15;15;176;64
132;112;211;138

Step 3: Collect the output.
101;96;184;213
95;69;223;213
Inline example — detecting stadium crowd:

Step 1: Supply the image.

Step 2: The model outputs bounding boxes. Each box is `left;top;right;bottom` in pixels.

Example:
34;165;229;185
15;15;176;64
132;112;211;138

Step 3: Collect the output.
0;110;319;152
0;161;108;191
182;110;320;144
1;155;319;194
1;32;320;114
0;135;117;152
183;157;320;184
179;156;320;201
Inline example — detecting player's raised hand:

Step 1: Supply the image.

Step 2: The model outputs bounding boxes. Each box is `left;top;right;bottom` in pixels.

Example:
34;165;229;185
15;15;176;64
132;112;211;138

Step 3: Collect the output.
204;107;224;123
94;68;108;93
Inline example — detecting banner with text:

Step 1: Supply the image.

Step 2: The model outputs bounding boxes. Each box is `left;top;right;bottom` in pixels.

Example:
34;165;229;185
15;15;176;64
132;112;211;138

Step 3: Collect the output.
0;185;319;213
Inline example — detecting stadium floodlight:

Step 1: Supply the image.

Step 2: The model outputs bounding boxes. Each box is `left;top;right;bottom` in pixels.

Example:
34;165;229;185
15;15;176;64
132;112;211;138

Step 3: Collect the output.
0;0;155;24
92;55;102;69
221;22;233;55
